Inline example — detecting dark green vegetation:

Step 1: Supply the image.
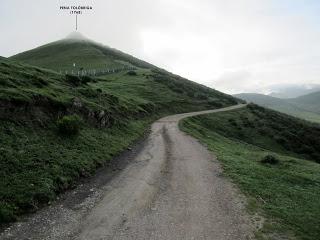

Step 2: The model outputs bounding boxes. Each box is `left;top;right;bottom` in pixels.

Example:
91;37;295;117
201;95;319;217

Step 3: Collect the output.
181;105;320;240
0;42;238;224
260;154;279;165
57;115;83;135
235;93;320;123
194;104;320;163
0;118;148;223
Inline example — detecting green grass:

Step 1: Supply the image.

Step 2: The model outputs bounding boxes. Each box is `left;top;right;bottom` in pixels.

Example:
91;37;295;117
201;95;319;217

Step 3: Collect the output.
0;119;149;222
10;39;154;72
180;106;320;240
290;91;320;115
191;104;320;163
0;57;238;223
275;107;320;124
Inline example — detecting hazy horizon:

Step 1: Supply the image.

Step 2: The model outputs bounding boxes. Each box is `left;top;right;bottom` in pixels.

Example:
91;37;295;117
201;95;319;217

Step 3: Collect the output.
1;0;320;94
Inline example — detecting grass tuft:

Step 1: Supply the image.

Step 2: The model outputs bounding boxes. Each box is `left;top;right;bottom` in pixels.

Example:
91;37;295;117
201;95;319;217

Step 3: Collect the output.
57;115;83;136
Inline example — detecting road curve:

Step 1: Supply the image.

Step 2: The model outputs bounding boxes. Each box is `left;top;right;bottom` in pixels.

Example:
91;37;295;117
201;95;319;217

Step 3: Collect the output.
1;104;253;240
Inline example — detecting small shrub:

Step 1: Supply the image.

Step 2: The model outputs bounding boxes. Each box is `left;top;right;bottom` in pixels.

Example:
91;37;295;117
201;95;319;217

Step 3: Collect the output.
275;136;287;145
228;118;238;126
126;70;137;76
65;74;81;86
0;203;17;223
57;115;82;135
0;78;12;87
311;153;320;163
80;75;95;84
261;154;280;165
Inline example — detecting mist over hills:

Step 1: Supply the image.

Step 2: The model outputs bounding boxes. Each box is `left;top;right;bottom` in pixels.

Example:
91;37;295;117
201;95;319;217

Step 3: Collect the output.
267;83;320;99
235;91;320;123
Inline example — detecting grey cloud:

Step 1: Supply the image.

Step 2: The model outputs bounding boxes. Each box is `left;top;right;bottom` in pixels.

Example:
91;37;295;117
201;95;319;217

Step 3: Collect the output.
0;0;319;94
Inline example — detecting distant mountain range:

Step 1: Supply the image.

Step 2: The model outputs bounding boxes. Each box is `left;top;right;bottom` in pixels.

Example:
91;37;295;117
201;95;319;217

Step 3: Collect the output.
266;83;320;98
235;91;320;123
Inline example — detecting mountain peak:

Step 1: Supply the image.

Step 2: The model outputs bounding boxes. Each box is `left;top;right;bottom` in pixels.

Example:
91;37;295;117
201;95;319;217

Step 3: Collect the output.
65;31;88;41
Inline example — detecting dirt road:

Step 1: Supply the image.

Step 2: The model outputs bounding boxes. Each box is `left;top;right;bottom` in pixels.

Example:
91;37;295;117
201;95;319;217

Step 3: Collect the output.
1;104;253;240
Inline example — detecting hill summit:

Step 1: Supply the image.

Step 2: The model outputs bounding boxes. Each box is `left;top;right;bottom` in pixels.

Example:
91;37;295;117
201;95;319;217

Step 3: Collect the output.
65;31;88;41
10;33;155;72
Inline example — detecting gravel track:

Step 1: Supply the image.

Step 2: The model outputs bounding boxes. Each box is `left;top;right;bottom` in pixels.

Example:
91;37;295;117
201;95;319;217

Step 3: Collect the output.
1;104;253;240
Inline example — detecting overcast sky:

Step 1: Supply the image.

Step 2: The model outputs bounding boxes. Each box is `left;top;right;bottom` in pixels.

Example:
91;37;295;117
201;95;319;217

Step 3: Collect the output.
1;0;320;94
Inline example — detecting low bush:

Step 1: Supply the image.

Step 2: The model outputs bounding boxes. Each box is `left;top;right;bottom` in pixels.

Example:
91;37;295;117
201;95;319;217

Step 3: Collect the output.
57;115;83;135
275;136;287;145
261;154;280;165
228;118;238;126
65;75;95;86
126;70;137;76
65;74;81;86
0;203;16;223
80;75;95;84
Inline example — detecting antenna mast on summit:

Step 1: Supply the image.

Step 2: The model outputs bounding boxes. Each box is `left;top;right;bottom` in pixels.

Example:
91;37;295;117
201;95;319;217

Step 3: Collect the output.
76;14;78;31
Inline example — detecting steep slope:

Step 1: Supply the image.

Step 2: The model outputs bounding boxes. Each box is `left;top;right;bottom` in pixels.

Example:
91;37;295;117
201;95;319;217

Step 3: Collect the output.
235;93;320;123
183;103;320;162
0;47;239;223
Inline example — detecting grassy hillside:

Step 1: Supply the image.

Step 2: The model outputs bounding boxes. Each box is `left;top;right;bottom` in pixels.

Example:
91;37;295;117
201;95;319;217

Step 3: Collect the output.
10;38;154;72
185;103;320;162
181;104;320;240
235;93;320;123
290;91;320;114
0;56;238;223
